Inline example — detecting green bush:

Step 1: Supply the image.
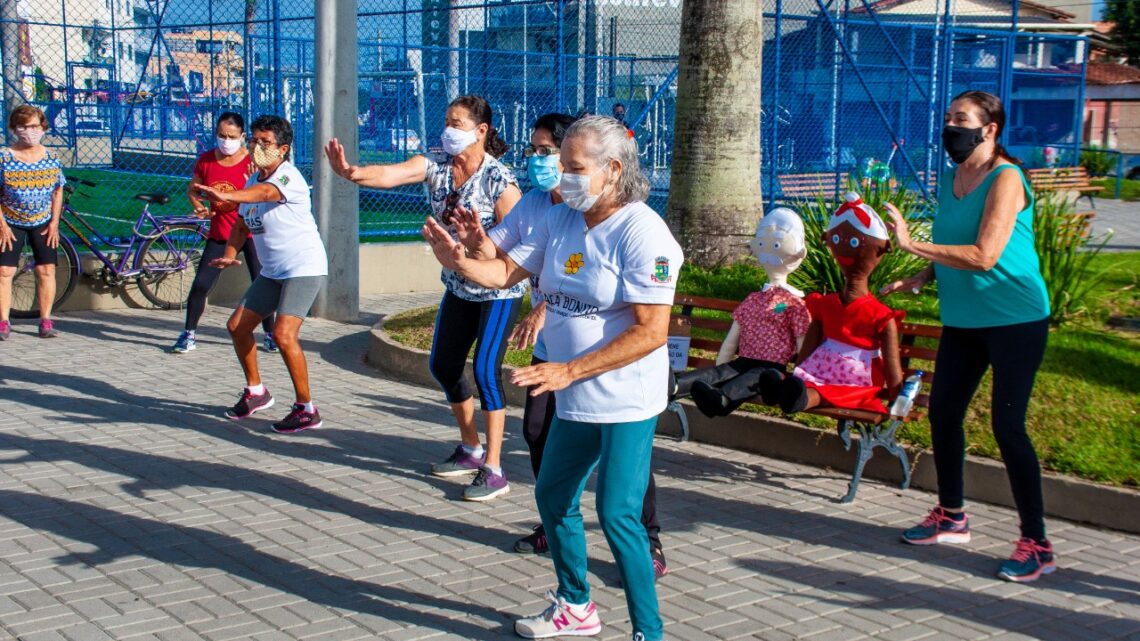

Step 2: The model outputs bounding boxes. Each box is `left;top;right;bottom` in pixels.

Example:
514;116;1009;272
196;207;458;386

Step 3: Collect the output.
1080;145;1117;177
1033;190;1113;324
784;179;933;295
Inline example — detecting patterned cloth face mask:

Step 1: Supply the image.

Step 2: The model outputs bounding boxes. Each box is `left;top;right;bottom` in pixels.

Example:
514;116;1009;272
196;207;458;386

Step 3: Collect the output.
251;142;281;168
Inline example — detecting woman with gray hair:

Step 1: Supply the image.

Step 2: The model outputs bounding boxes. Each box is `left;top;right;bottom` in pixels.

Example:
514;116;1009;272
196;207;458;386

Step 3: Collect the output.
423;115;680;641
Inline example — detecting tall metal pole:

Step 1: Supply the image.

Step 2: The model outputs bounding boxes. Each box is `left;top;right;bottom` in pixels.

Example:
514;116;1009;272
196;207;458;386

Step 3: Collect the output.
1;0;26;125
311;0;359;321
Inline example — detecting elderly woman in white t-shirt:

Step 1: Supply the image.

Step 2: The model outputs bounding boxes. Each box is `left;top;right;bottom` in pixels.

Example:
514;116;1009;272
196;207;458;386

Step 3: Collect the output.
423;116;681;641
194;115;328;435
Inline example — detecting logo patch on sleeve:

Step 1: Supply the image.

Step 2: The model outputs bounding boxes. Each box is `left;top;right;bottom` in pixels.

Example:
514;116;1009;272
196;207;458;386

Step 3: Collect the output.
278;175;290;186
652;256;672;283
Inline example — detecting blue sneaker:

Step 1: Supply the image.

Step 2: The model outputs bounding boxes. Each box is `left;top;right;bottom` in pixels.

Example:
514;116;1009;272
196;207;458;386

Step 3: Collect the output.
998;537;1056;583
901;506;971;545
263;333;280;353
171;331;197;353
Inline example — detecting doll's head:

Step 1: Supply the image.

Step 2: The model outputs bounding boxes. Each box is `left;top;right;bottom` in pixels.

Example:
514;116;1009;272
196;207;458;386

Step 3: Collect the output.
750;207;806;284
825;192;890;283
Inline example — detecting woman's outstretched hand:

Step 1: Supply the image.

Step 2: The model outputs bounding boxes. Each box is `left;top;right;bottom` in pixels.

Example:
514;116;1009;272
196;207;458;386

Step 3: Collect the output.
511;361;574;396
422;216;467;271
450;205;497;259
324;138;363;182
882;202;914;253
209;256;242;269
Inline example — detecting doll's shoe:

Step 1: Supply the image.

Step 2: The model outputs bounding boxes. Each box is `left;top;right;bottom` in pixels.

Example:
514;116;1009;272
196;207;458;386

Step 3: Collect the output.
690;381;731;418
757;369;784;405
779;377;809;414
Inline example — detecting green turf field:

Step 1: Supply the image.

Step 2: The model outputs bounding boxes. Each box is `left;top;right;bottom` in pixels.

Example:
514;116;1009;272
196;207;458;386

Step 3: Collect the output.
62;168;430;242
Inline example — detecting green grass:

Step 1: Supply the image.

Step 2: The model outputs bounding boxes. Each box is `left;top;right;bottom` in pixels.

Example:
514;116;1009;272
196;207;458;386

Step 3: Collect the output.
1092;177;1140;201
61;168;429;242
385;252;1140;487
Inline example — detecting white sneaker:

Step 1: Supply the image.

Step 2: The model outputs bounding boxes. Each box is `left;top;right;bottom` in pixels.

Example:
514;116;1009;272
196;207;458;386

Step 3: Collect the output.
514;590;602;639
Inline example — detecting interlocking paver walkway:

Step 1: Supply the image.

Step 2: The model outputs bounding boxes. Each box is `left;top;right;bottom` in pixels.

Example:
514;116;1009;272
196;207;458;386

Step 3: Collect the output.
1;294;1138;641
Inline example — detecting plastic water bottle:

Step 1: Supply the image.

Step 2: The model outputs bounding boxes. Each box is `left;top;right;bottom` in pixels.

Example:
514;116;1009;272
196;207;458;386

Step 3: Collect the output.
890;371;924;418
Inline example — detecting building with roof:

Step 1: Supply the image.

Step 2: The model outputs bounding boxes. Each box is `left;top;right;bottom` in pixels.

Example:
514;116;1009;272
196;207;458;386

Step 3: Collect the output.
1083;62;1140;153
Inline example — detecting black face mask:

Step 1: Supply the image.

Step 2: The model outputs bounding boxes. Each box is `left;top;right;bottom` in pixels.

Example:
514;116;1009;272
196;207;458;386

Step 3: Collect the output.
941;125;986;164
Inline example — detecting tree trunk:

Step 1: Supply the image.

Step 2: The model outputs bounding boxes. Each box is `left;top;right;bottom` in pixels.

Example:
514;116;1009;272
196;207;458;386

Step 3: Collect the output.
1;0;27;119
666;0;763;268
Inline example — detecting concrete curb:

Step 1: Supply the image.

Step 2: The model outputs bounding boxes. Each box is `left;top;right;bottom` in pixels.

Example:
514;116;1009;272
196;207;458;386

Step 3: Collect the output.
367;319;1140;535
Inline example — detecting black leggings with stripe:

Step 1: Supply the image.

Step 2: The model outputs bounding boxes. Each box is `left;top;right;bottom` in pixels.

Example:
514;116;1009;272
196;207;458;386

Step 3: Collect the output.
428;291;521;412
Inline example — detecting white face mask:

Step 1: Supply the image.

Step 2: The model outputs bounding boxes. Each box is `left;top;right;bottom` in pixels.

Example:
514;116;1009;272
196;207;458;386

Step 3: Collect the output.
560;168;605;212
440;126;478;156
216;136;243;156
12;128;45;147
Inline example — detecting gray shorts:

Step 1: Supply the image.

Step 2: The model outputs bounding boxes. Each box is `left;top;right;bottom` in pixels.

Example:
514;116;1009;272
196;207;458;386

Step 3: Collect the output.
240;275;326;319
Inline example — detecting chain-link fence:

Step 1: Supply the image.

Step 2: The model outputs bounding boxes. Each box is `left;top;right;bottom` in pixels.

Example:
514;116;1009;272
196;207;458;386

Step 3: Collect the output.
2;0;1088;240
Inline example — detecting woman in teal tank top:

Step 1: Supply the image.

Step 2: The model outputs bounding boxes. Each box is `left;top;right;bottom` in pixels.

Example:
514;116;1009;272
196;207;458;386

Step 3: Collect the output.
881;91;1055;583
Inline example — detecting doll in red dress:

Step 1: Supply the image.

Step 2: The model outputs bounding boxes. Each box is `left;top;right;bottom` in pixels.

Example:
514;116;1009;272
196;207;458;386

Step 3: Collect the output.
672;208;813;417
758;192;905;415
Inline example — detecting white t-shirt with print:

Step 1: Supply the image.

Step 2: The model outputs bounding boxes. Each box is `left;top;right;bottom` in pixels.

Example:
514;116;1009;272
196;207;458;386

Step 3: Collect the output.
508;201;683;423
423;152;525;302
239;161;328;279
489;188;556;360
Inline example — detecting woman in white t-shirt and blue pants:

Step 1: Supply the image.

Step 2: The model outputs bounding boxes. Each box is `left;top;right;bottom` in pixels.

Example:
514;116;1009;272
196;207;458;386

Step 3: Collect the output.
478;113;667;575
424;116;680;641
325;95;524;502
194;115;328;435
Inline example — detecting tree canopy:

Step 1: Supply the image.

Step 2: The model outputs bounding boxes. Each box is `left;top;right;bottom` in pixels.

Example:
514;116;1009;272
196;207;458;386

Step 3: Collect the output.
1105;0;1140;65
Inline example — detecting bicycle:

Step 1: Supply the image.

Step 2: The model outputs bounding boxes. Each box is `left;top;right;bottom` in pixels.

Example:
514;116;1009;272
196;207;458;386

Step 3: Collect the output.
9;177;208;318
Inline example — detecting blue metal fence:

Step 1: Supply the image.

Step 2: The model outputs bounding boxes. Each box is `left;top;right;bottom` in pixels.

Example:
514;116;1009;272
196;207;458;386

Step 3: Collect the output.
2;0;1090;239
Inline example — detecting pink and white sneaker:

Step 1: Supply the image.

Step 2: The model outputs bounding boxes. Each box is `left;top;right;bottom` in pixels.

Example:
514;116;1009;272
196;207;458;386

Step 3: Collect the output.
515;590;602;639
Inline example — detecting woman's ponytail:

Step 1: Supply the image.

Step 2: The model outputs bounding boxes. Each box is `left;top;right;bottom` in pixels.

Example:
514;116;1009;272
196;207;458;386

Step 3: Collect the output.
485;127;509;159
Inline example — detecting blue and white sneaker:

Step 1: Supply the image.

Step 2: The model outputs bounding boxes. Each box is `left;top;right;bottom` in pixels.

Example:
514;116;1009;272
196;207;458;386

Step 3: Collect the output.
998;538;1056;583
901;506;971;545
171;331;197;353
263;333;280;353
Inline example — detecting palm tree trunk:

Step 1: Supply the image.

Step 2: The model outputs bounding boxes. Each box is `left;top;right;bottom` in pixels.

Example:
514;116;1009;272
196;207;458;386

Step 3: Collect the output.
666;0;763;268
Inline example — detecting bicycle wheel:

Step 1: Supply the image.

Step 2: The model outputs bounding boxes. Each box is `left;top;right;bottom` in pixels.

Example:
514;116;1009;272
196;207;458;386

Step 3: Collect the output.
9;236;80;319
135;223;208;310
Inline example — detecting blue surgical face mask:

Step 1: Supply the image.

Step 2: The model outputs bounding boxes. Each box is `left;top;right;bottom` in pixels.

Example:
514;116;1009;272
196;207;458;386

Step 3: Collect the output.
527;154;562;192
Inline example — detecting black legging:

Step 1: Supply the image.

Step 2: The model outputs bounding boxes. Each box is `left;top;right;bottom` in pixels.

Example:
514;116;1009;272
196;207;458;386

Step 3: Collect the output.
522;355;663;551
186;239;274;334
929;317;1049;542
428;291;521;411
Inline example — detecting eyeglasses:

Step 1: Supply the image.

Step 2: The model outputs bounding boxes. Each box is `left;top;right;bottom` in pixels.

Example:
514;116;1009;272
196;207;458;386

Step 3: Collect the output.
249;140;278;148
14;125;44;132
523;144;559;158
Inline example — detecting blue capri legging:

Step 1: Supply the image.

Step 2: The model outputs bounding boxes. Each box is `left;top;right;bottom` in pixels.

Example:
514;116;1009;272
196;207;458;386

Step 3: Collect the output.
428;291;521;412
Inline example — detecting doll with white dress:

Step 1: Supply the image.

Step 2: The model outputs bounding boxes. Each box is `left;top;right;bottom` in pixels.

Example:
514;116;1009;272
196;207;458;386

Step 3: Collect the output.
673;208;813;417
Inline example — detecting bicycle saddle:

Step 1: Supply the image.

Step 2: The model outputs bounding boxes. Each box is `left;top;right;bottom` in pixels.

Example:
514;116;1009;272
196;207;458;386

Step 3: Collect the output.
135;192;170;205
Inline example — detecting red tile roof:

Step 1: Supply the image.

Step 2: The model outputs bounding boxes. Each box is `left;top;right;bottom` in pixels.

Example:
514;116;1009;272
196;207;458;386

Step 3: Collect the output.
1086;63;1140;86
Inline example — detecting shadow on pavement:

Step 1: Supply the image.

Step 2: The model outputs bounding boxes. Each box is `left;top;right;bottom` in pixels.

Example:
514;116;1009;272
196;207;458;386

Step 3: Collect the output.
0;488;514;637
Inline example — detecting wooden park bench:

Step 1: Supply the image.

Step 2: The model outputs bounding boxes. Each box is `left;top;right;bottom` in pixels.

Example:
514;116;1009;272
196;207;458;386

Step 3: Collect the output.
777;173;850;201
665;293;941;503
1027;166;1100;210
777;171;939;203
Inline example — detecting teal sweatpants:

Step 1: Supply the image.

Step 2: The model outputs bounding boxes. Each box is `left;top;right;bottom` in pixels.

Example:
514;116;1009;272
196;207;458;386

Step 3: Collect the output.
535;415;663;641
